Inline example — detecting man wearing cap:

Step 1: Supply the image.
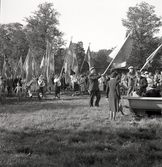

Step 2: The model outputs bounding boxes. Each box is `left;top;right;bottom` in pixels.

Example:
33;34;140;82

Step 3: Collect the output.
88;67;102;107
125;66;136;96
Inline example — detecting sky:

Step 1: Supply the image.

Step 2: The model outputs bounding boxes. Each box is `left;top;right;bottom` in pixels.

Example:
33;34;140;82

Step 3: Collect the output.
1;0;162;51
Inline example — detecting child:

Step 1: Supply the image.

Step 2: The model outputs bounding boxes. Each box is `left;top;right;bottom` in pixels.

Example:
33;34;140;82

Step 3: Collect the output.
37;75;46;99
54;75;61;99
14;82;22;102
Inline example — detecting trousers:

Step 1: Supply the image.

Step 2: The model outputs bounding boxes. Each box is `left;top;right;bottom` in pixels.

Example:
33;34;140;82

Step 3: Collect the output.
89;90;101;107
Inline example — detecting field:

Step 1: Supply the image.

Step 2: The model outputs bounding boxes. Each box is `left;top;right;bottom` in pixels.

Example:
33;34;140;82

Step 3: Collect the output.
0;92;162;167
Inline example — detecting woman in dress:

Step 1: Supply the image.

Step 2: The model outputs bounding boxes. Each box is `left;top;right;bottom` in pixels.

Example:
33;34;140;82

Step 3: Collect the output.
107;71;121;120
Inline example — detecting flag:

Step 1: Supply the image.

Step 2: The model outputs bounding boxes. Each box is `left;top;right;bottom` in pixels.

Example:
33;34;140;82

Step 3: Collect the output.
62;48;72;84
32;57;37;77
65;42;73;66
2;55;12;78
40;56;47;79
2;59;10;78
103;34;132;75
140;44;162;71
46;41;52;83
45;41;55;83
64;62;71;84
23;49;33;84
14;56;23;78
61;40;79;83
109;34;133;68
81;45;94;71
50;51;55;74
70;42;79;75
40;56;45;69
146;44;162;62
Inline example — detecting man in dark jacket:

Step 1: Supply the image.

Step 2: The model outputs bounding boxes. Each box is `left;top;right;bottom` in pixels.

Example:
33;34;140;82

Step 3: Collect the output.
88;67;102;107
134;70;148;96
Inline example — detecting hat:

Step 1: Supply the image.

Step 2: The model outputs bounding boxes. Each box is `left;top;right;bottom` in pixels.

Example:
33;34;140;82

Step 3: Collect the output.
128;66;133;69
89;67;95;72
145;71;149;74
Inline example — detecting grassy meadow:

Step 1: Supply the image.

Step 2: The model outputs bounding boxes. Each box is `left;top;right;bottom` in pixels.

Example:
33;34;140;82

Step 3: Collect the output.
0;92;162;167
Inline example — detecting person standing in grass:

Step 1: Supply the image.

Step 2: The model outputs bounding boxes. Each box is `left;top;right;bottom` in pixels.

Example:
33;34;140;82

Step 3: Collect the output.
54;74;61;99
106;71;121;120
88;67;102;107
125;66;136;96
37;75;46;98
14;82;22;102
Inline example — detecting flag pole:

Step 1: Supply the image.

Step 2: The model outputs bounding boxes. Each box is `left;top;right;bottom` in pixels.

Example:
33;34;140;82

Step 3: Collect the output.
140;61;149;72
102;58;114;75
140;44;162;72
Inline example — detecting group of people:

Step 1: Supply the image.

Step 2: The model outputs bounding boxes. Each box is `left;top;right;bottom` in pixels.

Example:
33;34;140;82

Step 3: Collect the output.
1;65;162;120
121;66;162;97
88;67;122;120
88;66;162;121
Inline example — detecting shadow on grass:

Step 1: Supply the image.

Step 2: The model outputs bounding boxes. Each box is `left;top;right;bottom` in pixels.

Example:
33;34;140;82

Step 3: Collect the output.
0;126;162;167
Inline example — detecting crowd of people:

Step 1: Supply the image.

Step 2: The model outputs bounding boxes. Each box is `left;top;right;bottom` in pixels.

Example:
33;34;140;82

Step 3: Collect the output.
87;66;162;120
1;66;162;120
120;66;162;97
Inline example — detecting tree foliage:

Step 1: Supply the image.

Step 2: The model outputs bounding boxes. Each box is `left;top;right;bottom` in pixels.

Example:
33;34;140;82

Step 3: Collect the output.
92;49;112;73
25;2;65;63
122;2;162;69
0;23;29;71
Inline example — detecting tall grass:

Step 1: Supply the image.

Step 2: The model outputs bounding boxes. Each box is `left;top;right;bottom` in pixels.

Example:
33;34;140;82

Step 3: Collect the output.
0;94;162;166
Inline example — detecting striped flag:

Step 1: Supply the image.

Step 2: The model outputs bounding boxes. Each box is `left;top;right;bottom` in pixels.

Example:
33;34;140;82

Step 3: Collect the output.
81;45;94;71
65;42;73;66
62;48;72;84
2;55;12;78
50;50;55;74
65;41;79;75
70;43;79;75
64;62;71;84
109;34;132;68
46;41;52;83
2;59;10;78
103;34;132;74
23;49;33;84
14;56;23;78
32;57;37;77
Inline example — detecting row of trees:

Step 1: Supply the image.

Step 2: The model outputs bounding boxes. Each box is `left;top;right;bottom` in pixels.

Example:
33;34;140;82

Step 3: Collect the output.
0;2;162;76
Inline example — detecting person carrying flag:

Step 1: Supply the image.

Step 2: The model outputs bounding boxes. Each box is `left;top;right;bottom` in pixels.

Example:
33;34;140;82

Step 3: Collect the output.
88;67;102;107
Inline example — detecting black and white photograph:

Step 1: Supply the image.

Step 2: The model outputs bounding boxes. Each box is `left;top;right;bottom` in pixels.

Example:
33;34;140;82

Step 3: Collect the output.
0;0;162;166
